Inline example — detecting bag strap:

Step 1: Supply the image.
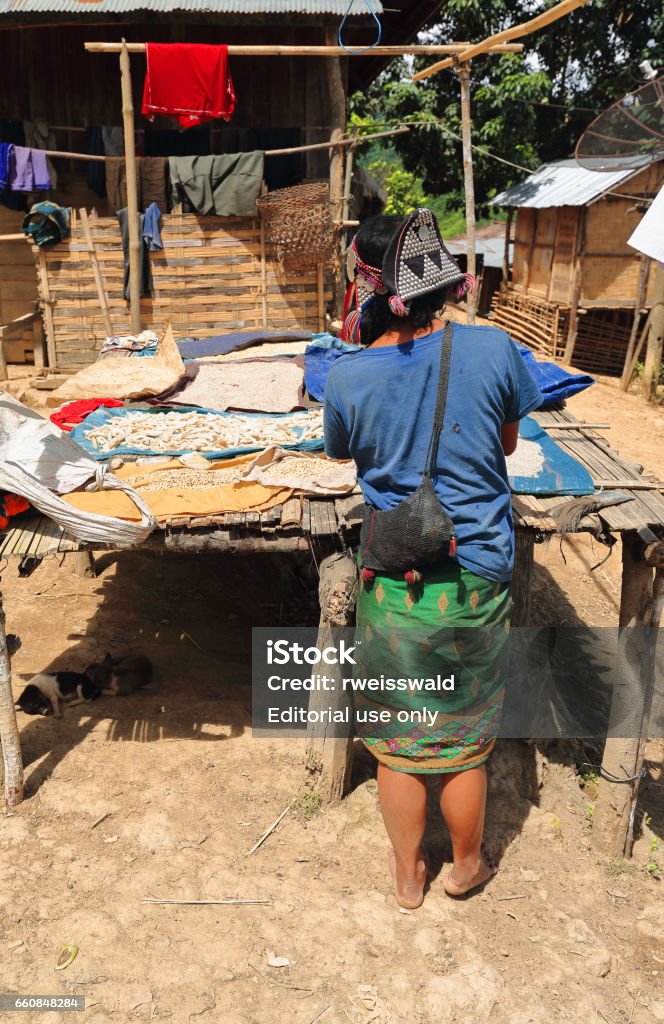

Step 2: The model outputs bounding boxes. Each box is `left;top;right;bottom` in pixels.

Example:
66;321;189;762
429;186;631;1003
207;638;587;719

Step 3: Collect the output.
424;321;453;478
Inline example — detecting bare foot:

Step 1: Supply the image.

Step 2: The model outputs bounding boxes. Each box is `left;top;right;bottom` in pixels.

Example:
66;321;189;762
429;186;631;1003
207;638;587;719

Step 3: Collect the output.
442;848;497;898
387;847;428;910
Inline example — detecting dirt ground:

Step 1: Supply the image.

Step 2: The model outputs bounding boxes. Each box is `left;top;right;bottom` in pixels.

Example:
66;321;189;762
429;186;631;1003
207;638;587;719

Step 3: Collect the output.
0;371;663;1023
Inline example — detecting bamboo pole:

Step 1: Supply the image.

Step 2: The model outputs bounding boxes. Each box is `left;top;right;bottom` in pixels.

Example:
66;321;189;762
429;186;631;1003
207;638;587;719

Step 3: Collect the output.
268;126;409;156
325;24;347;319
85;42;524;56
621;254;650;390
622;310;652;391
17;126;410;166
412;0;591;80
0;592;23;809
259;219;268;330
119;38;142;335
316;263;326;333
456;64;477;325
79;208;113;337
642;264;664;402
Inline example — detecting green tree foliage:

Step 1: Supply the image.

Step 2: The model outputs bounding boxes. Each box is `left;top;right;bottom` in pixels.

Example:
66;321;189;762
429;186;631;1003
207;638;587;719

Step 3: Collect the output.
366;160;426;214
350;0;664;207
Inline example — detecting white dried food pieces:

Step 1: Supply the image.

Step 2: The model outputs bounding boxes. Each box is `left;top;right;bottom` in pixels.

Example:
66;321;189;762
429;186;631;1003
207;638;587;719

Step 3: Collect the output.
505;437;545;478
84;409;324;456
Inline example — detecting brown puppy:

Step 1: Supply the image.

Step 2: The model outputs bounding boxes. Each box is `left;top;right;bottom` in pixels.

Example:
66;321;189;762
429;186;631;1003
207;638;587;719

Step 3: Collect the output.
86;653;154;697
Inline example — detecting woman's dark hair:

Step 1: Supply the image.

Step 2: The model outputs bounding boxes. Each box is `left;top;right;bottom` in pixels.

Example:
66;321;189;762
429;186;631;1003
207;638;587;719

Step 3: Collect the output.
353;214;450;346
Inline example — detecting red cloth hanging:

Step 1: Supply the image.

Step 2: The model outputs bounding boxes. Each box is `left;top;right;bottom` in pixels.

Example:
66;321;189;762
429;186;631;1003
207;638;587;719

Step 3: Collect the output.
141;43;236;128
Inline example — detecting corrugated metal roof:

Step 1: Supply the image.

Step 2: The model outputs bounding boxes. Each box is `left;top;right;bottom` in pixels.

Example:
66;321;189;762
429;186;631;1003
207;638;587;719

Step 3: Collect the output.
493;157;655;208
0;0;381;13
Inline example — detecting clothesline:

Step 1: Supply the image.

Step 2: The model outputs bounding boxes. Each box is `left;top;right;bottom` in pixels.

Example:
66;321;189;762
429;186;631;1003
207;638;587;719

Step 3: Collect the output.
19;126;410;165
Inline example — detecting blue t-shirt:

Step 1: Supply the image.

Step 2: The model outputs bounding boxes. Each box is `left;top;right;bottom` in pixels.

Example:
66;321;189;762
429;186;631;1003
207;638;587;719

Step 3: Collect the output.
324;323;543;583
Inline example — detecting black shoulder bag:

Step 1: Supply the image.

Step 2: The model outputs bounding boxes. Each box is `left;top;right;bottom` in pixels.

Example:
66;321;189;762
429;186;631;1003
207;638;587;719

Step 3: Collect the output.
359;322;457;580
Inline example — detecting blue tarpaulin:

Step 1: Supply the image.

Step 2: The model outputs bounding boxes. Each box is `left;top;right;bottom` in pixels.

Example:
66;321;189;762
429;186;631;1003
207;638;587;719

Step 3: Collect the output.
516;343;594;408
304;333;362;402
71;405;324;461
303;332;594;408
509;416;594;495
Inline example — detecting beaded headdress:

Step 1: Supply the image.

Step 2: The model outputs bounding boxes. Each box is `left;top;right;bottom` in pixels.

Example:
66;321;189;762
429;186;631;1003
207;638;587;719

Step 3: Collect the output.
343;209;472;342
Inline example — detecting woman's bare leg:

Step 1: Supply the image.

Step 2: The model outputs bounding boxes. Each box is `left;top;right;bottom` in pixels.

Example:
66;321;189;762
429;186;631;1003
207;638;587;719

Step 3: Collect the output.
438;764;496;896
377;763;428;908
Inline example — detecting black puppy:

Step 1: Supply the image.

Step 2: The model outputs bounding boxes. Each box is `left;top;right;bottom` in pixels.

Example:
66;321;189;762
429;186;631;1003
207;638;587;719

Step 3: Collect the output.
16;672;101;718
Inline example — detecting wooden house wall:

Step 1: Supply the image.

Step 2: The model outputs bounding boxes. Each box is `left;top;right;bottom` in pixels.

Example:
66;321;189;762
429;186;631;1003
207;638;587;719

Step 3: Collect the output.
0;20;338;363
509;161;664;309
34;211;332;370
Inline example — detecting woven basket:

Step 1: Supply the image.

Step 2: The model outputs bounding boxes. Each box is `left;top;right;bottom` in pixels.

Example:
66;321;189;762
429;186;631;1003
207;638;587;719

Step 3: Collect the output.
257;181;334;270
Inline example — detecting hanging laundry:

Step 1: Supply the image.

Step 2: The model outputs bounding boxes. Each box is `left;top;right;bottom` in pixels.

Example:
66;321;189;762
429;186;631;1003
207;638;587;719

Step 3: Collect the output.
117;208;152;299
106;156;168;212
23;119;58;189
22;202;71;246
0;143;12;190
102;126;125;156
143;202;163;251
9;147;51;191
85;127;107;198
142;43;236;128
141;157;168;209
169;151;263;216
106;156;138;212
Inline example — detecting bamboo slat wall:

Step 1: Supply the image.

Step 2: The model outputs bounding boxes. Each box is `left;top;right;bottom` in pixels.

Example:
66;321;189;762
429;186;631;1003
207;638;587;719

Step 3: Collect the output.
33;212;331;370
489;286;568;360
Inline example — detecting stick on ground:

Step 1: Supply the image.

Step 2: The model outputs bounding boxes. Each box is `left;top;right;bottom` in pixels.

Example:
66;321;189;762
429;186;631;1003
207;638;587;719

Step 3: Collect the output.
248;802;293;856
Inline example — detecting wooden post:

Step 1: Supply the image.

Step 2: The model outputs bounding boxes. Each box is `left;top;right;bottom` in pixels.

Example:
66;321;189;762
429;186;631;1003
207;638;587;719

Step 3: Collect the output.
79;208;113;337
594;533;654;858
523;209;538;295
622;310;652;392
259;220;269;331
37;248;57;369
119;39;142;335
305;552;358;803
563;208;586;364
512;529;534;627
324;25;347;319
316;263;325;333
621;254;650;390
456;62;477;324
0;590;23;809
642;263;664;402
624;565;664;856
69;551;97;579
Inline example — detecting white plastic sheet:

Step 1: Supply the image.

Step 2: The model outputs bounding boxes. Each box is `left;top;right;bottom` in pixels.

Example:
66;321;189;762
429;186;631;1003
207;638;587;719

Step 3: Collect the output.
0;391;156;545
628;183;664;264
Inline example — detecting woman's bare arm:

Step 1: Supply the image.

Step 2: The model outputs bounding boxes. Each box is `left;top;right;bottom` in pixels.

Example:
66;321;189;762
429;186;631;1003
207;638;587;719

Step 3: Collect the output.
501;421;519;457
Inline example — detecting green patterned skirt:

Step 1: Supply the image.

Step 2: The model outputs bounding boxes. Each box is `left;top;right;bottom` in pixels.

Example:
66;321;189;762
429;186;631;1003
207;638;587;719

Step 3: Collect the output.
354;559;512;774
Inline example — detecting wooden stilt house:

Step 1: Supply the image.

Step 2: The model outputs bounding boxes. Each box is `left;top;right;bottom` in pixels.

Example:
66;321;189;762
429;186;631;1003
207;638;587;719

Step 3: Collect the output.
491;156;664;376
0;0;447;370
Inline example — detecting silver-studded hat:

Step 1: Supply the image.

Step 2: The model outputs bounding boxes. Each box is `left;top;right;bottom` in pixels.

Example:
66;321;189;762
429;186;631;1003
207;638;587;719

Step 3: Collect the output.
381;208;465;303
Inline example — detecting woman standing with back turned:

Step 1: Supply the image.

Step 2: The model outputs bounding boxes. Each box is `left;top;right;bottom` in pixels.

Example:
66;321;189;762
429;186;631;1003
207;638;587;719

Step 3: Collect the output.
324;211;542;909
